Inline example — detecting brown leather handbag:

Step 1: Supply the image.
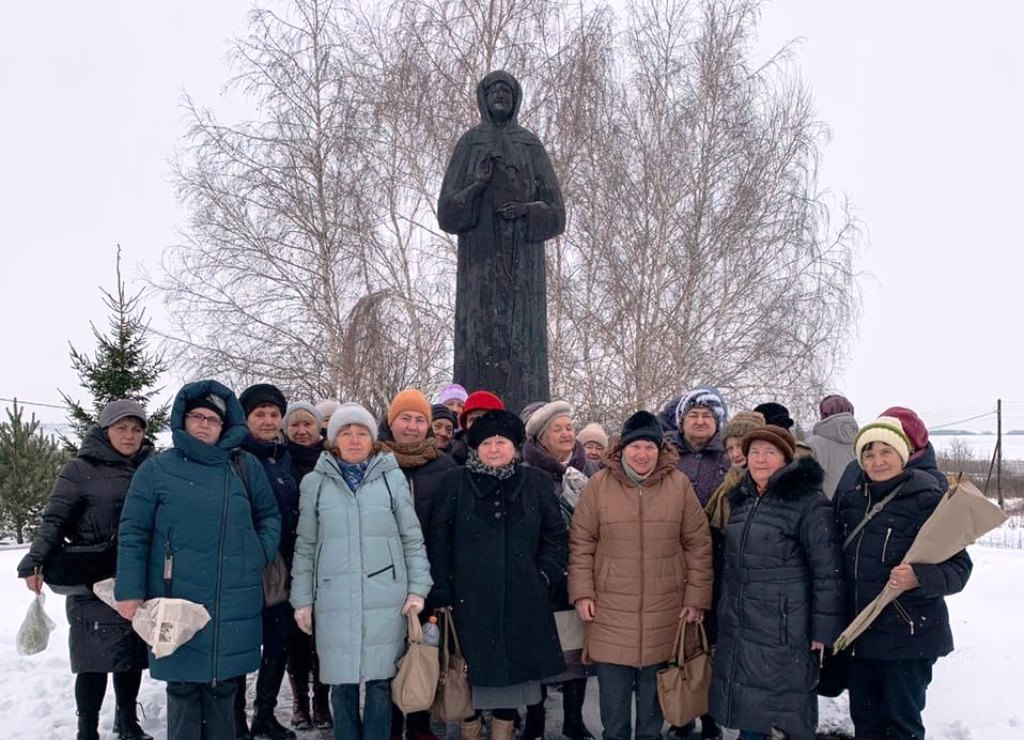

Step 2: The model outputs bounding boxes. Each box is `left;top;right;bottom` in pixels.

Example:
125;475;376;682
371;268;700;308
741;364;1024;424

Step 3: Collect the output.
431;613;473;722
656;620;712;726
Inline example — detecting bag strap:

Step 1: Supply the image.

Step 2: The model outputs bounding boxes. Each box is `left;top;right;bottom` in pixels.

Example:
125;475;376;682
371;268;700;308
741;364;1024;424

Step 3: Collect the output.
668;619;686;666
842;481;908;550
446;613;464;658
406;612;423;644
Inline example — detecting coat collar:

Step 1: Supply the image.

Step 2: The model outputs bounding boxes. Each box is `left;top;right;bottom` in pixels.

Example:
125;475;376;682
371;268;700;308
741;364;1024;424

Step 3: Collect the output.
603;441;680;487
728;455;825;506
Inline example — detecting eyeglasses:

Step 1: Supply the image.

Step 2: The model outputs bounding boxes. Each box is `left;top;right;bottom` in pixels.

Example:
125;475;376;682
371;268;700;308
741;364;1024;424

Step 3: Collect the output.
185;412;223;427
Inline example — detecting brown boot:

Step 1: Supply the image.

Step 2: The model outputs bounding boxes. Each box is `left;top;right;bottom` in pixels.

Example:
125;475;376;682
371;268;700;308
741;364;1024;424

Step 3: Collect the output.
459;717;482;740
490;718;516;740
311;680;332;728
287;671;312;731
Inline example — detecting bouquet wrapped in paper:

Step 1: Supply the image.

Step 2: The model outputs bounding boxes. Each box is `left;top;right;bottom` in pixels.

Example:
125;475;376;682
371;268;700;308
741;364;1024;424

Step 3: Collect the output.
834;476;1007;652
94;578;211;658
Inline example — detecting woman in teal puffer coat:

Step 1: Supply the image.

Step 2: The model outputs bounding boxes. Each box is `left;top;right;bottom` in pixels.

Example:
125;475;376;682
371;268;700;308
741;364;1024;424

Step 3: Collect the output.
116;380;282;740
291;402;432;740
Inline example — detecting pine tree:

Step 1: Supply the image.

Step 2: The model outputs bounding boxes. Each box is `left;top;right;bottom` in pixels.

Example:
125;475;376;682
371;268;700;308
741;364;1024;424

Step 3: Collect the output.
0;401;66;543
60;246;170;447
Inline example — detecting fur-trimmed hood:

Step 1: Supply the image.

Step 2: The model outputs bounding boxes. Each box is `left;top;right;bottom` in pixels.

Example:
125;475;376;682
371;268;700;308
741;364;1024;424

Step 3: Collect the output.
603;441;680;486
727;454;825;506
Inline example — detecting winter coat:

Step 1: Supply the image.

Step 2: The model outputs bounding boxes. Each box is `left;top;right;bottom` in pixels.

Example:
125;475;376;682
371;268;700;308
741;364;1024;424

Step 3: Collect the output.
568;443;713;668
116;380;282;683
709;456;844;740
805;412;858;500
287;439;322;488
703;465;746;645
665;431;730;507
378;427;460;534
290;449;432;684
242;434;299;566
17;425;153;673
428;464;567;687
834;468;971;661
835;442;949;500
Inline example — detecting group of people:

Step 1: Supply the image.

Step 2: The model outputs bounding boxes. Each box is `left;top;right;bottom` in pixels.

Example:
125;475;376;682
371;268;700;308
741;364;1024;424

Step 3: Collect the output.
17;380;971;740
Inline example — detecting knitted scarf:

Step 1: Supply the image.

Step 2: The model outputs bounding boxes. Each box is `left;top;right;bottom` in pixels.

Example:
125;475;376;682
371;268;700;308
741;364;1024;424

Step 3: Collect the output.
383;437;440;469
332;456;370;492
466;449;517;480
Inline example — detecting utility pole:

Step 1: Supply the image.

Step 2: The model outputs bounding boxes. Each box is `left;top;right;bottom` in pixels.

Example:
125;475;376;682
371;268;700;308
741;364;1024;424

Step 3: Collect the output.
997;398;1003;510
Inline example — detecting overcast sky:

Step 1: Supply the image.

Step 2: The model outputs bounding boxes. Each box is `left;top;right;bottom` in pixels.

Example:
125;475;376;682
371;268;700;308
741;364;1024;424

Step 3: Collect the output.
1;1;1021;433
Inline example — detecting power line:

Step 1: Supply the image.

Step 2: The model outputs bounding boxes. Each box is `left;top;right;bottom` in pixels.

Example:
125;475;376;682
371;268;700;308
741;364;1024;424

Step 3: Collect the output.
0;397;66;410
929;411;997;430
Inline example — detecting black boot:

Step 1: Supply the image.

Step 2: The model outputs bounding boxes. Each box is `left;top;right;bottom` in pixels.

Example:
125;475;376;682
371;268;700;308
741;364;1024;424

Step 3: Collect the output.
561;679;596;740
250;713;297;740
76;710;100;740
286;670;312;731
311;680;332;729
113;703;154;740
235;676;254;740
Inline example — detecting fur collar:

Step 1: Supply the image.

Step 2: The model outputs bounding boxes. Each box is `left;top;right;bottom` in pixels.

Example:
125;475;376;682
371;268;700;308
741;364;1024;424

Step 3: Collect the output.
603;441;680;486
727;455;825;506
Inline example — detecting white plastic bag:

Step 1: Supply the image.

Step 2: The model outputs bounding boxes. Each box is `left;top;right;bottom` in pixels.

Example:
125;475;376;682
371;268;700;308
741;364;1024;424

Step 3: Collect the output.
16;593;56;656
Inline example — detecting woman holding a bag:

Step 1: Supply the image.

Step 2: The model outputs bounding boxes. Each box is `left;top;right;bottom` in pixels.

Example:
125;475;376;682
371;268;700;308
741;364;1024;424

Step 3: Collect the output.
18;400;155;740
290;403;432;740
521;400;599;740
429;409;567;740
568;410;712;740
834;416;972;740
709;425;844;740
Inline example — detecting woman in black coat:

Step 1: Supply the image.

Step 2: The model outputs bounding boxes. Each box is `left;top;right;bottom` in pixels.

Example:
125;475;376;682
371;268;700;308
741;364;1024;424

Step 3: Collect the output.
428;410;567;740
835;417;972;740
17;401;154;740
709;426;844;740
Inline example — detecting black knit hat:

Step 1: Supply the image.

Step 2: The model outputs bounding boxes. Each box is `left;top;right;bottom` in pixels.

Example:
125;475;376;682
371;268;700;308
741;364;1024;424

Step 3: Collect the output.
467;409;526;449
753;402;794;430
238;383;287;418
620;411;663;448
185;393;227;422
431;404;458;427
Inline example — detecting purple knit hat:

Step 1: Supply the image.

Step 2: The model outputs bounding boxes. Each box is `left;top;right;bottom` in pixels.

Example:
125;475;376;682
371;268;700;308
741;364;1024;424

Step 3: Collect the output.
434;383;468;405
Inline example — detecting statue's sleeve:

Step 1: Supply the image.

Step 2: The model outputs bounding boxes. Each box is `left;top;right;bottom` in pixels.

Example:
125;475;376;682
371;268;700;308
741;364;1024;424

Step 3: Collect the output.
438;134;481;234
526;144;566;242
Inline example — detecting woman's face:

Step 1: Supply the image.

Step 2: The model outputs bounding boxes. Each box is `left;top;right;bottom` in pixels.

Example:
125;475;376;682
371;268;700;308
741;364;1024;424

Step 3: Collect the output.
725;437;746;467
247;404;282;442
540;415;575;459
583;441;604;461
623;440;659;476
431;418;454;446
747;440;787;489
443;398;464;418
106;418;145;457
285;413;319;446
477;436;516;468
861;442;905;483
334;424;373;464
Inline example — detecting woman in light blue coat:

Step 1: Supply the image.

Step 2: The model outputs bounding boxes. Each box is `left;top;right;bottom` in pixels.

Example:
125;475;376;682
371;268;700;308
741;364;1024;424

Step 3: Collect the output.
291;403;432;740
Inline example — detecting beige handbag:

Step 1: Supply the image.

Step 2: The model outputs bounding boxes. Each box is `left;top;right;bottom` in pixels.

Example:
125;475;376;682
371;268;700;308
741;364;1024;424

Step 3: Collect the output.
554;609;586;651
391;613;441;713
431;614;474;722
656;621;712;726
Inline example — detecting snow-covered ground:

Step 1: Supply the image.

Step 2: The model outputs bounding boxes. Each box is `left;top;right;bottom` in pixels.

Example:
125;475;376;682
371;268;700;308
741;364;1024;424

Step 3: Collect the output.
1;544;1021;739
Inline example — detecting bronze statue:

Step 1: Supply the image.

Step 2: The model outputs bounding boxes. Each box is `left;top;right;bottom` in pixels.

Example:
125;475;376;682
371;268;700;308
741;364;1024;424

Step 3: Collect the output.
438;71;565;412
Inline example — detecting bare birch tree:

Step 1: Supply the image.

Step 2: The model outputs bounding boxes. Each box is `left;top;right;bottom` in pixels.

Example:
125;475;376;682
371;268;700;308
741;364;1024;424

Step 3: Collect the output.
159;0;859;423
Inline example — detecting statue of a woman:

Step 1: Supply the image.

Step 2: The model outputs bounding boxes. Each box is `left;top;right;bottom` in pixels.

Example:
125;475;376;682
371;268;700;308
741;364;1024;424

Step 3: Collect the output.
438;71;565;412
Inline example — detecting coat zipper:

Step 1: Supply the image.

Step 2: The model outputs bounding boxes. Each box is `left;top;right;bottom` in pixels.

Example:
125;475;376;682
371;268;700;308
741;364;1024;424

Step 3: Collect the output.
726;492;762;720
636;482;645;667
881;527;892;562
211;464;232;686
893;599;916;635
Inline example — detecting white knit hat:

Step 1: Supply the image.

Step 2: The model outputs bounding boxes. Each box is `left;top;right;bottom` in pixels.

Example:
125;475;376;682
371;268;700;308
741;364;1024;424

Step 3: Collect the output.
282;401;322;430
327;403;378;444
577;422;608;448
525;400;572;441
854;416;912;467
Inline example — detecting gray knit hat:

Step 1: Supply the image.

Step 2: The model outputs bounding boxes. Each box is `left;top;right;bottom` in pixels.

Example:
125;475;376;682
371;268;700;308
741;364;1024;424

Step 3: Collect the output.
98;399;148;429
282;401;322;430
326;403;378;444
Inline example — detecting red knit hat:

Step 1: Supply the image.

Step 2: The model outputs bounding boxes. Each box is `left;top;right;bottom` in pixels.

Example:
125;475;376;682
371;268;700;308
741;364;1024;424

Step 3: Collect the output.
459;391;504;427
880;406;928;453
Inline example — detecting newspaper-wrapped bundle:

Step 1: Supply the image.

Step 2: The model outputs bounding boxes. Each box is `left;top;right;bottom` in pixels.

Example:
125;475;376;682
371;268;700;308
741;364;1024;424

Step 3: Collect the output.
93;578;211;658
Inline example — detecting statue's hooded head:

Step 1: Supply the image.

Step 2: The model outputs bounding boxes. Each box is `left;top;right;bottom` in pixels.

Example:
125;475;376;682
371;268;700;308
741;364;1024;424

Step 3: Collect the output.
477;70;523;128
